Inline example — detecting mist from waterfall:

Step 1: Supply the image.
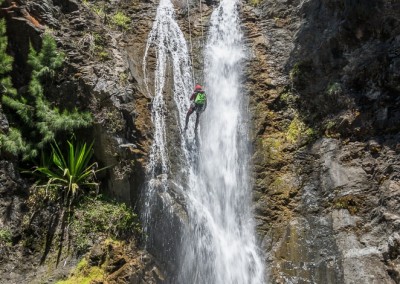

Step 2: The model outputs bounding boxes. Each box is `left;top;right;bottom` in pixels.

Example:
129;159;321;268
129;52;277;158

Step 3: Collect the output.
142;0;265;282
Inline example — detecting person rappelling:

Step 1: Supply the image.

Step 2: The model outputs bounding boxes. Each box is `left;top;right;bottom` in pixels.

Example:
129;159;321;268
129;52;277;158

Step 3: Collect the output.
184;84;207;132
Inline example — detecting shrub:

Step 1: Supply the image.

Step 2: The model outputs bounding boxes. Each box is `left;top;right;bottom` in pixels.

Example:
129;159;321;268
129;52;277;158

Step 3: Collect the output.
70;196;141;253
0;229;12;246
111;11;131;30
1;35;92;160
0;16;16;97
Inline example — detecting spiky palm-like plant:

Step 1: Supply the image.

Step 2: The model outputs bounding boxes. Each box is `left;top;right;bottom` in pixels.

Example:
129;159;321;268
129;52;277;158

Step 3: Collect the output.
34;140;104;204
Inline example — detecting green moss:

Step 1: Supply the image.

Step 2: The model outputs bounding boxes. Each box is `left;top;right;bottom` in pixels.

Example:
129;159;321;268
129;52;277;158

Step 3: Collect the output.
249;0;261;6
56;257;105;284
269;174;299;199
280;91;297;106
333;195;360;215
104;237;123;247
289;63;301;81
324;119;341;138
262;135;284;162
286;116;302;143
270;176;289;194
97;50;109;61
286;115;316;144
119;72;128;84
76;258;88;271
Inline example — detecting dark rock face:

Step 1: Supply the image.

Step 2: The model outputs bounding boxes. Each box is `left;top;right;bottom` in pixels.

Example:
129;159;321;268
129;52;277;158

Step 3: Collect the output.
243;0;400;282
0;0;166;283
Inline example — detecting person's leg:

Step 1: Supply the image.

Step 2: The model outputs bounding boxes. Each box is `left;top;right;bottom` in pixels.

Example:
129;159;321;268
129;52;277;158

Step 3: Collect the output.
195;112;200;132
185;107;195;130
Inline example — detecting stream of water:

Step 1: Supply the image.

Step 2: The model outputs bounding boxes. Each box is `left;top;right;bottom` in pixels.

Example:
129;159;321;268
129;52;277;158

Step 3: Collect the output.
143;0;264;282
142;0;193;236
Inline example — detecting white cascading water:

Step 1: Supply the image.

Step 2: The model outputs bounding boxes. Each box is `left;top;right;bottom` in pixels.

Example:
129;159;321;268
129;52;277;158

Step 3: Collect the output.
143;0;265;282
179;0;265;283
142;0;194;235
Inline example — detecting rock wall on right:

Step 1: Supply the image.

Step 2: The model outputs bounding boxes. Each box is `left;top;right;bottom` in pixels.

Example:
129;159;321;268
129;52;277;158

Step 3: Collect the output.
242;0;400;283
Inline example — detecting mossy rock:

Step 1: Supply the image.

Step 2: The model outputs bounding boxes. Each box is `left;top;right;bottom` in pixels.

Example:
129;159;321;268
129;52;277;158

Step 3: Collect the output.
333;195;361;215
57;257;105;284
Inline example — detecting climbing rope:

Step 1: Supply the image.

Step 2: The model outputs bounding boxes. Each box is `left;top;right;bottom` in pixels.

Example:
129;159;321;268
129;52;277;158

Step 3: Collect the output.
198;0;205;83
199;0;205;47
186;0;196;86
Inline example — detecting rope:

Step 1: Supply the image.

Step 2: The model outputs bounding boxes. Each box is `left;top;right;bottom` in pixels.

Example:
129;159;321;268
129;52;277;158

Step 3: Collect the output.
186;0;196;86
198;0;205;83
199;0;204;47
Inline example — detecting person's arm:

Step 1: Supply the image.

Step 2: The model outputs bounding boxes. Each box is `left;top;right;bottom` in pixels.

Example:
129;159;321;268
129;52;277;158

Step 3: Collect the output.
190;92;196;101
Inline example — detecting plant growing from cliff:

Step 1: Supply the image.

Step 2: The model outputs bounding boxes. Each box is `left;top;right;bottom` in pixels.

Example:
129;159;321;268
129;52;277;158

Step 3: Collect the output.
111;11;131;30
70;196;140;253
92;5;105;18
326;82;342;96
289;63;301;81
0;34;92;160
286;115;316;144
333;195;360;215
0;229;12;247
32;139;103;204
0;16;16;97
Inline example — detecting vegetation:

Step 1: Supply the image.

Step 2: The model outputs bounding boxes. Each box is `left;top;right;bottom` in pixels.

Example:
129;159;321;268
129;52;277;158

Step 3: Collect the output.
249;0;261;6
0;229;12;246
57;258;105;284
0;34;92;160
279;91;298;107
333;195;360;215
286;115;316;144
32;140;102;204
326;82;343;96
262;134;285;164
289;63;301;81
0;16;16;98
111;11;131;30
70;196;141;253
92;5;105;18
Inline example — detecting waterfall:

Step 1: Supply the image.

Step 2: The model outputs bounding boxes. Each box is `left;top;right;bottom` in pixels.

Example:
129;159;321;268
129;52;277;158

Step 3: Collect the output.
142;0;265;282
178;0;265;282
142;0;193;237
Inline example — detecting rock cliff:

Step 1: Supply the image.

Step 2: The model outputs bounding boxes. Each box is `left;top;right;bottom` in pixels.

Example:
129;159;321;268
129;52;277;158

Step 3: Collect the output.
243;0;400;283
0;0;399;283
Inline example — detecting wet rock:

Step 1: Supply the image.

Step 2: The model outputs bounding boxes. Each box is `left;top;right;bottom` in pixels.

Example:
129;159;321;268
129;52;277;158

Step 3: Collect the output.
244;0;400;282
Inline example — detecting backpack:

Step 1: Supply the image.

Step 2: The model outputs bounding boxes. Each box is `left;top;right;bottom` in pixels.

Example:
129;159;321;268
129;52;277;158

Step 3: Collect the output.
195;92;206;104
